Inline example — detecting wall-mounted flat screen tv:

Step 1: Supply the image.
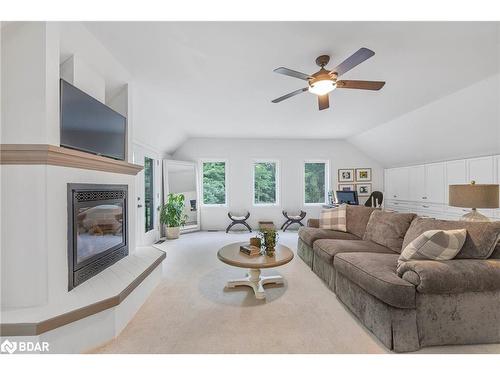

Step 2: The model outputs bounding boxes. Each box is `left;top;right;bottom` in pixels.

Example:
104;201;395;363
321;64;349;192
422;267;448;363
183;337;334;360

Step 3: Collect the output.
60;79;126;160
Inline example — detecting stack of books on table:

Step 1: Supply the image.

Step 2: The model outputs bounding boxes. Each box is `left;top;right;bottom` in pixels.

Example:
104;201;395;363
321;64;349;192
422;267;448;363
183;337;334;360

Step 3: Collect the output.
240;244;262;256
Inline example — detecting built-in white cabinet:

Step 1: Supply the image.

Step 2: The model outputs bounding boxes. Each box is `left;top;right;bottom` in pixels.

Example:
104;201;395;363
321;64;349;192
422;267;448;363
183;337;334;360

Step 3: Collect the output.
384;155;499;220
404;163;444;203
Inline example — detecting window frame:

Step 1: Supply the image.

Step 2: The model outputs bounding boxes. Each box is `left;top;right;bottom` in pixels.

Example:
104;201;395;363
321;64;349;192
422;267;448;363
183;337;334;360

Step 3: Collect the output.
302;159;330;206
252;159;280;207
199;158;229;207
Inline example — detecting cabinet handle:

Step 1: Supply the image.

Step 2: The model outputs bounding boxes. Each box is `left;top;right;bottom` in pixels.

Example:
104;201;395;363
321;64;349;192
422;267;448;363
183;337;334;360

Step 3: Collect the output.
422;205;429;208
137;204;143;208
422;196;427;199
393;195;397;198
394;203;399;205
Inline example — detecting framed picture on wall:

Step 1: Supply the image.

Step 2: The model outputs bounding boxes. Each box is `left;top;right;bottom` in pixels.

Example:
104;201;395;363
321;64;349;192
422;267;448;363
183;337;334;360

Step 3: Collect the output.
355;168;372;182
338;168;354;182
338;183;355;191
356;183;372;196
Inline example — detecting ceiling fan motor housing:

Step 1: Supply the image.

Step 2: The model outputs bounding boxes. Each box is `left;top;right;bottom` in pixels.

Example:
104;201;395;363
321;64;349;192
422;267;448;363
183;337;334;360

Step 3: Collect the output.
309;68;337;86
315;54;330;67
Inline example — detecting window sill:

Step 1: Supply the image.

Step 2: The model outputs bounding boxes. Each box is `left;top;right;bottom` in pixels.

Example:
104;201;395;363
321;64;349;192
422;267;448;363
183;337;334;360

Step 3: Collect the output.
201;204;227;208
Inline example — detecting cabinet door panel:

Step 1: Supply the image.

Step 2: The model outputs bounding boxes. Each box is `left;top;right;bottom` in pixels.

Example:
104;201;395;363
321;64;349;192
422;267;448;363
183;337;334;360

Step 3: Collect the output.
446;160;467;203
384;169;394;199
468;157;494;184
425;163;445;203
497;156;500;218
393;168;409;201
408;166;425;202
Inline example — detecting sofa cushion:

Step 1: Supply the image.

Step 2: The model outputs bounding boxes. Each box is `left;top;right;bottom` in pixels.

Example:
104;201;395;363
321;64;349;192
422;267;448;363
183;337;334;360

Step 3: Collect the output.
397;229;467;269
313;239;395;264
363;211;417;253
402;217;500;259
319;205;347;232
397;259;500;294
298;227;359;247
334;252;416;308
307;218;319;228
346;205;377;238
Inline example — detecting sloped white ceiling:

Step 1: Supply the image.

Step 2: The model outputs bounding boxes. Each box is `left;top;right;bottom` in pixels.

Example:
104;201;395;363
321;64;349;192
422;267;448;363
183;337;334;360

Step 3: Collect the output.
84;21;500;159
348;74;500;167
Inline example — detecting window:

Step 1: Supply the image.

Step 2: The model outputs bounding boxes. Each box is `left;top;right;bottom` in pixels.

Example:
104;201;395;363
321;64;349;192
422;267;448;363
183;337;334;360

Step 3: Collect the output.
304;161;328;204
202;161;227;205
253;161;279;205
144;157;154;232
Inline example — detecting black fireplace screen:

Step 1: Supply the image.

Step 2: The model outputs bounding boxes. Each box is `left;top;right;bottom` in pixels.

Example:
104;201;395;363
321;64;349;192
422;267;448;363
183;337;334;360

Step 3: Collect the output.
68;184;128;290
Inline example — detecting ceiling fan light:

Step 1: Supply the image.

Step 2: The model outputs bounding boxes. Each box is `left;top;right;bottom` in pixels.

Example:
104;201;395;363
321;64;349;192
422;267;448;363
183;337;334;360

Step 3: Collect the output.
308;79;336;96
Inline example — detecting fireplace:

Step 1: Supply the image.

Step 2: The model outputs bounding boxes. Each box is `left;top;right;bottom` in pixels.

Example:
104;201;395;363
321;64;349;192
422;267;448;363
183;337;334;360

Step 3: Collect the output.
67;183;128;290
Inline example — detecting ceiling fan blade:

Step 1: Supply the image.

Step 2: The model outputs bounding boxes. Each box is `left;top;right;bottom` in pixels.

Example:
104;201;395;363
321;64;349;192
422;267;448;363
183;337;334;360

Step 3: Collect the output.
271;87;308;103
336;80;385;90
273;67;311;81
331;48;375;76
318;94;329;110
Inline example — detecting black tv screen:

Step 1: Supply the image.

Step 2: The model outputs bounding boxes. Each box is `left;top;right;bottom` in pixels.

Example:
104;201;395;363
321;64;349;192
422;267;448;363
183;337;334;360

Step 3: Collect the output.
60;79;126;160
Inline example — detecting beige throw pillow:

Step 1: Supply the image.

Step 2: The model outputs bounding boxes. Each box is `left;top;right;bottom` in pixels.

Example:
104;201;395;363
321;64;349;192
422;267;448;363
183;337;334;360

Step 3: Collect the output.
319;205;347;232
397;229;467;272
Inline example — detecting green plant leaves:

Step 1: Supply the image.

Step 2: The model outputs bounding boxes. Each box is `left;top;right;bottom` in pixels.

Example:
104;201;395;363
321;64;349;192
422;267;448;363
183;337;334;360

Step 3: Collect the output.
160;193;187;227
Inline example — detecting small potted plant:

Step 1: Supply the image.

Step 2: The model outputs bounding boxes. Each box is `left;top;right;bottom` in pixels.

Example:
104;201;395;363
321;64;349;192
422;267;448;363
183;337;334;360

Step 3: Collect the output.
259;229;278;256
160;193;188;239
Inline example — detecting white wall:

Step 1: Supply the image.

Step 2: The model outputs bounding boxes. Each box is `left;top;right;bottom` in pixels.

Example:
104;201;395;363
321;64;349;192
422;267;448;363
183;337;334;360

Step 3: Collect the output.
349;74;500;168
1;22;60;145
172;138;383;230
60;55;106;103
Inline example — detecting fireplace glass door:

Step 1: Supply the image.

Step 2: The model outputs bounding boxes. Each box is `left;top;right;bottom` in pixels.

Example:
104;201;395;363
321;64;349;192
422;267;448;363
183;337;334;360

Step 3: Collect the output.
76;202;124;265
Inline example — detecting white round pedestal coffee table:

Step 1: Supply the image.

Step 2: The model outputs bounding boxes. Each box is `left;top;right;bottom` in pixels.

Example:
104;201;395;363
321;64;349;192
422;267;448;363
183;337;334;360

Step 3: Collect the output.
217;242;294;299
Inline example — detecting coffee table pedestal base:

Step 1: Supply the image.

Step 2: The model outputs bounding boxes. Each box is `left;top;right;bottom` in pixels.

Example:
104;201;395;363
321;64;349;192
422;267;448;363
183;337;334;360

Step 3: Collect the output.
227;268;283;299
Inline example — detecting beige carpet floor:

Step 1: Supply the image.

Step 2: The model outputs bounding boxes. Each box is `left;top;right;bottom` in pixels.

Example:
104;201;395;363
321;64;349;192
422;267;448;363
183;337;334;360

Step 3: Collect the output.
91;231;500;354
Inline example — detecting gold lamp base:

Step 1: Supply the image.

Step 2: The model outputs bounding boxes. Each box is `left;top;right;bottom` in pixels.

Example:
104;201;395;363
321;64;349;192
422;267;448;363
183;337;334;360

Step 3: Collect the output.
460;208;491;222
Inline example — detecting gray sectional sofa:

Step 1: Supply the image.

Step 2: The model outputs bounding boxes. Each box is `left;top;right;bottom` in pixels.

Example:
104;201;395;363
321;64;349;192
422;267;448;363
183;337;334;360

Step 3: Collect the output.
297;205;500;352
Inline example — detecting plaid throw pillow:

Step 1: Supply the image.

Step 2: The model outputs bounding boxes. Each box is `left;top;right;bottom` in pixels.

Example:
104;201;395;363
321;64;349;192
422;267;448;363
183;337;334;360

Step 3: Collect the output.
319;205;347;232
397;229;467;271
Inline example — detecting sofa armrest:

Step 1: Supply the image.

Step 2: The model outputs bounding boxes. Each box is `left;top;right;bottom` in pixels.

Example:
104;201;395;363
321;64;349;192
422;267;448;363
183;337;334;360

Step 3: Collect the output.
397;259;500;294
307;218;319;228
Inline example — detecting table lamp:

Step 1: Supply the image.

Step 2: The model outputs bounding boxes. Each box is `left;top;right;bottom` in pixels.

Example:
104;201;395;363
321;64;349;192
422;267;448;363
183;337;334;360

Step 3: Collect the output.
448;181;499;222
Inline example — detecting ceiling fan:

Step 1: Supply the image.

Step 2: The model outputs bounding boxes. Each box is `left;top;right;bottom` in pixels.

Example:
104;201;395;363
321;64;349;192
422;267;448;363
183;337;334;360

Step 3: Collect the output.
272;48;385;111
